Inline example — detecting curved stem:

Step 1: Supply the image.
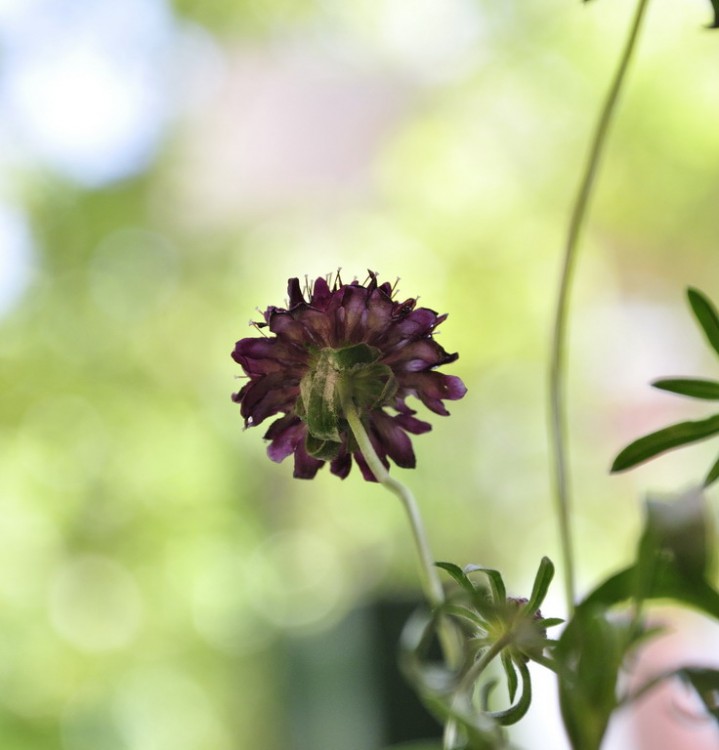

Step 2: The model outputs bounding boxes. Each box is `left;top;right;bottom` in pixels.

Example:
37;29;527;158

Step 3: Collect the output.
343;397;464;684
548;0;651;613
442;635;512;749
343;400;445;608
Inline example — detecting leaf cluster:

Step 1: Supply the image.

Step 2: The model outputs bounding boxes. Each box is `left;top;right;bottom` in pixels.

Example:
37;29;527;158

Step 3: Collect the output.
555;489;719;750
401;558;561;749
612;289;719;486
401;489;719;750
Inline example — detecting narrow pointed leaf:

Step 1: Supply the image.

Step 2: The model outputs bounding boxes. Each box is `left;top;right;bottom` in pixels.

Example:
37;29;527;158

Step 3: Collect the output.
538;617;565;629
581;564;719;620
524;557;555;613
436;561;478;596
490;658;532;726
501;651;518;704
611;414;719;473
465;564;507;604
704;454;719;487
688;287;719;358
652;377;719;400
442;603;487;629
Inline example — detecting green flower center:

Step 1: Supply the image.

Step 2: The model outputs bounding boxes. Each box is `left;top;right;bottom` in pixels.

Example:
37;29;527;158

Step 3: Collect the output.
296;343;398;460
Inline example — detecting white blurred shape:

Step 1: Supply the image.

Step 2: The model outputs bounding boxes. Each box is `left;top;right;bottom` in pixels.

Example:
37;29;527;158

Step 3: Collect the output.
172;48;413;224
378;0;484;80
0;0;174;185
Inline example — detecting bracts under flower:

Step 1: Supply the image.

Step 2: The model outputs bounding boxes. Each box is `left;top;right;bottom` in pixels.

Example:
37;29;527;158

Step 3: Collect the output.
232;272;467;480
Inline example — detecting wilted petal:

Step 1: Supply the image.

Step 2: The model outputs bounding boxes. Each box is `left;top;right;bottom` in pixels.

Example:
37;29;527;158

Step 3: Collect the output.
336;284;370;342
394;413;432;435
400;372;467;415
295;308;335;347
383;339;455;372
353;446;389;482
370;412;416;468
232;337;305;376
232;272;466;481
293;440;324;479
288;277;305;308
236;373;299;426
264;415;306;462
310;276;332;309
330;448;352;479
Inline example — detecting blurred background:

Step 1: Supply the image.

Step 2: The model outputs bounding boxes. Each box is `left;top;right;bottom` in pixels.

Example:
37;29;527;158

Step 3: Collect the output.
1;0;719;748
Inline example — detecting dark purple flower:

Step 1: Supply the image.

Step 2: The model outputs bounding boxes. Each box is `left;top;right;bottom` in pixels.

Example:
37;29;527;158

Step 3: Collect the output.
232;272;467;480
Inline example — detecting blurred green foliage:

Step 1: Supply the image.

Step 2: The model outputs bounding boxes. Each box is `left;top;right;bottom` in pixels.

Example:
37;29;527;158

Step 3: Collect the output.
1;0;719;748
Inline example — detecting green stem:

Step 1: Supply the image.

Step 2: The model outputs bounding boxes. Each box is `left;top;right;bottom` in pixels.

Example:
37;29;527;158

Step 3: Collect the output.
343;400;445;608
343;396;464;687
548;0;651;613
443;634;512;750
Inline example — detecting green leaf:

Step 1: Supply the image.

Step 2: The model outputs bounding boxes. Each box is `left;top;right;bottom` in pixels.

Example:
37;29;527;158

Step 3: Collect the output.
704;454;719;487
583;564;719;620
332;342;380;368
298;348;343;441
538;617;564;629
500;651;518;704
347;361;398;411
556;490;719;749
489;658;532;726
708;0;719;28
580;491;719;619
436;561;480;597
555;609;638;750
523;557;555;613
399;608;510;750
442;603;488;629
688;287;719;357
464;565;507;605
305;433;341;460
610;414;719;472
643;491;713;582
652;377;719;400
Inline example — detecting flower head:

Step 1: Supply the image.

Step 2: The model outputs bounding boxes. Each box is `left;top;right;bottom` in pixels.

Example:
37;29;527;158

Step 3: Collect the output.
231;272;467;480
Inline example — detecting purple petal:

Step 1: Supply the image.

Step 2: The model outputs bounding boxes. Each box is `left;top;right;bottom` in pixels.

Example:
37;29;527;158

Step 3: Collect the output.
336;284;371;343
399;372;467;415
267;311;310;345
232;337;306;377
293;440;325;479
294;307;335;348
370;411;416;469
389;308;442;343
288;278;305;308
264;415;306;462
235;373;299;426
382;339;455;372
310;277;332;309
330;448;352;479
363;289;395;342
353;449;387;482
394;413;432;435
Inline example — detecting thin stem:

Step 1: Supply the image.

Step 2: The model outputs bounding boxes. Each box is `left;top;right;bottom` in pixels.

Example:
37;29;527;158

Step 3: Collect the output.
443;634;512;750
548;0;651;613
343;400;445;608
343;397;463;682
